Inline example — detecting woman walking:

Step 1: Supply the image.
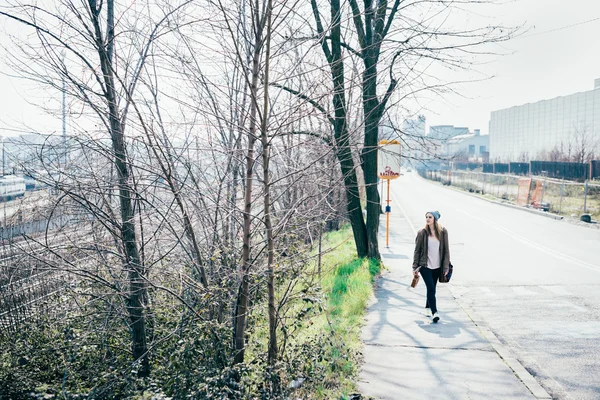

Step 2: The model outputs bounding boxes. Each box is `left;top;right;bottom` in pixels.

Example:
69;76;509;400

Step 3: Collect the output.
412;211;450;323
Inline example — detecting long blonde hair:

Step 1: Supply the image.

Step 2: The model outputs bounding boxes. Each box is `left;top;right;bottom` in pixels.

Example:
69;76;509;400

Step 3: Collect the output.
424;216;443;240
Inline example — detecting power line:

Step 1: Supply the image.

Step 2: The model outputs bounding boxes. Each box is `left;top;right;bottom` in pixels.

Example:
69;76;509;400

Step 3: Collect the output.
520;16;600;39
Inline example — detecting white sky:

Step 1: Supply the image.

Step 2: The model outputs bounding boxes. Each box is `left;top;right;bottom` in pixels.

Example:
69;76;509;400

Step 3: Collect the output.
1;0;599;137
423;0;600;134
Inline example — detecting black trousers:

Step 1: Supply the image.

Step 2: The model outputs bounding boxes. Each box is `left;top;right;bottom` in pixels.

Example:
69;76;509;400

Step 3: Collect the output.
420;267;442;314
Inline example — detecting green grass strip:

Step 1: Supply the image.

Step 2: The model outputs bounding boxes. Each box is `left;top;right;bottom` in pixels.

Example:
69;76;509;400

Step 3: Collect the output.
313;227;381;398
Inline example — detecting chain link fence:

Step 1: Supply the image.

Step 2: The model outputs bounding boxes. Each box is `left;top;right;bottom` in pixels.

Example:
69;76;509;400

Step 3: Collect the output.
423;170;600;221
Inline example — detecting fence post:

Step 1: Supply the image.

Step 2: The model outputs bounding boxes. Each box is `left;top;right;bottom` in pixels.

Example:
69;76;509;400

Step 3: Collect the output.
583;180;589;213
559;180;565;214
482;173;486;194
541;179;546;205
496;175;500;197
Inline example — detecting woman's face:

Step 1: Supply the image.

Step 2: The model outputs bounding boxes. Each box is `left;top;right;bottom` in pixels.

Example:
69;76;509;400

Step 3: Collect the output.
425;213;435;226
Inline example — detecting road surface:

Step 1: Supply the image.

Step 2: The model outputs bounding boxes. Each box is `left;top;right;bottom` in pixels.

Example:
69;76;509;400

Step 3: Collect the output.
387;172;600;399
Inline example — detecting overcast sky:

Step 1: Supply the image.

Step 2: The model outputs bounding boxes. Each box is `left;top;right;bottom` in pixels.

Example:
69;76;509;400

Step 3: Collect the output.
425;0;600;134
1;0;599;137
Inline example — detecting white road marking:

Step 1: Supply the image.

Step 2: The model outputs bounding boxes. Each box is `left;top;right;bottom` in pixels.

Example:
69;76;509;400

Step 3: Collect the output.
512;287;537;296
456;208;600;272
540;285;573;296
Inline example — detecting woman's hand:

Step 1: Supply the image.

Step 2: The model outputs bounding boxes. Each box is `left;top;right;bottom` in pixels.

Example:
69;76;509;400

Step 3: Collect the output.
413;270;419;277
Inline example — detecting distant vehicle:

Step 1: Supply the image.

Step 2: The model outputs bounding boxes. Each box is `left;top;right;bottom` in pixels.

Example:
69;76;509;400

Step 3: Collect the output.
0;175;26;201
23;175;42;190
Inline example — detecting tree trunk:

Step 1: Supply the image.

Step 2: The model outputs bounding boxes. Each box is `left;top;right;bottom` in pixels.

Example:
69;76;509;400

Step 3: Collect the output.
362;55;381;260
234;25;263;365
312;0;369;257
331;0;368;258
92;0;149;376
260;0;278;366
338;144;369;258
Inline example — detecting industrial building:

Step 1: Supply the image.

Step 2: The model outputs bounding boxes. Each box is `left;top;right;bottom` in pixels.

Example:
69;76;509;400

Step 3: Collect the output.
426;125;488;163
489;80;600;162
444;129;489;163
429;125;469;140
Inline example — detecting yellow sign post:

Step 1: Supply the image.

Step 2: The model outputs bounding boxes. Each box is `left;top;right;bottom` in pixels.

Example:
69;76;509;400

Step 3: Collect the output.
378;140;401;247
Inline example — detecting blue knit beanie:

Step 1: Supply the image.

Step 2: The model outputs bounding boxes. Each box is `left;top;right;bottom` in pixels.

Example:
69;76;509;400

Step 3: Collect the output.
427;210;441;221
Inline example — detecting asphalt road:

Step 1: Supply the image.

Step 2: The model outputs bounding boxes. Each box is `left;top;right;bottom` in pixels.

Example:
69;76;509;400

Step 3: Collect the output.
388;172;600;400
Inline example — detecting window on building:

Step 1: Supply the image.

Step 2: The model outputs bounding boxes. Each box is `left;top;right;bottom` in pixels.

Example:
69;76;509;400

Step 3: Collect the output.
480;145;486;154
469;145;475;155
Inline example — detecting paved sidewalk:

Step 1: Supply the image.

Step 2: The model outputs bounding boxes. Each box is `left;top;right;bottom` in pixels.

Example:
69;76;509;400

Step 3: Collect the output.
357;216;548;399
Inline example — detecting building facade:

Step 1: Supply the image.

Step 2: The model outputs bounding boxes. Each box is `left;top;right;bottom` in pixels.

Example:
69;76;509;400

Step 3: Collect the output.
1;132;67;177
444;130;489;163
429;125;469;140
400;115;427;163
489;80;600;162
380;118;489;165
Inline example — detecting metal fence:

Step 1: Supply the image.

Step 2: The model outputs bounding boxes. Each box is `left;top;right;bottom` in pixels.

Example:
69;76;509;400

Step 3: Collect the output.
0;269;72;333
424;170;600;220
452;160;600;182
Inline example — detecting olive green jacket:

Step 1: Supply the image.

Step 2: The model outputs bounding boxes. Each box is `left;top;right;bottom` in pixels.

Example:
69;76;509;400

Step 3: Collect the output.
412;227;451;279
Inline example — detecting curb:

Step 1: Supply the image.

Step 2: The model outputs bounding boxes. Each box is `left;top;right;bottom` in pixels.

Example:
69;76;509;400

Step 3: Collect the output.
473;194;563;220
449;287;553;399
563;217;600;230
394;186;553;399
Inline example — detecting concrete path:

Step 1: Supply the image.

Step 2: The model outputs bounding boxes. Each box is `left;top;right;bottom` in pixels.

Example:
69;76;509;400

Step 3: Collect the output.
357;215;549;399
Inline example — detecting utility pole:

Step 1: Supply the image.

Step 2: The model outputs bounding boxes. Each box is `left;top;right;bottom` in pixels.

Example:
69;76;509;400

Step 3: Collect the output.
61;51;67;169
62;63;67;168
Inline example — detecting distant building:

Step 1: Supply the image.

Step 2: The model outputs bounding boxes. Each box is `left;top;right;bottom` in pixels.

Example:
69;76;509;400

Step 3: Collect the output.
428;125;469;140
489;79;600;162
445;129;489;163
381;117;489;165
378;117;398;141
401;115;427;163
428;125;472;161
2;133;64;174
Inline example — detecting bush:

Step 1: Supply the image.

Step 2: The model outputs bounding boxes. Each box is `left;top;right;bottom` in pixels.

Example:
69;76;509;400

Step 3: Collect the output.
0;226;378;399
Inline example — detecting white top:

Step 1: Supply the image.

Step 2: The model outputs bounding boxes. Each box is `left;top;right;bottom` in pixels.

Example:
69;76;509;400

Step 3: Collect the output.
427;235;441;269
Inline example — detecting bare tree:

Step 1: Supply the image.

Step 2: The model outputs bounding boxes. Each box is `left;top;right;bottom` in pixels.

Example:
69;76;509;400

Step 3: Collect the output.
0;0;201;377
275;0;515;259
572;125;599;163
